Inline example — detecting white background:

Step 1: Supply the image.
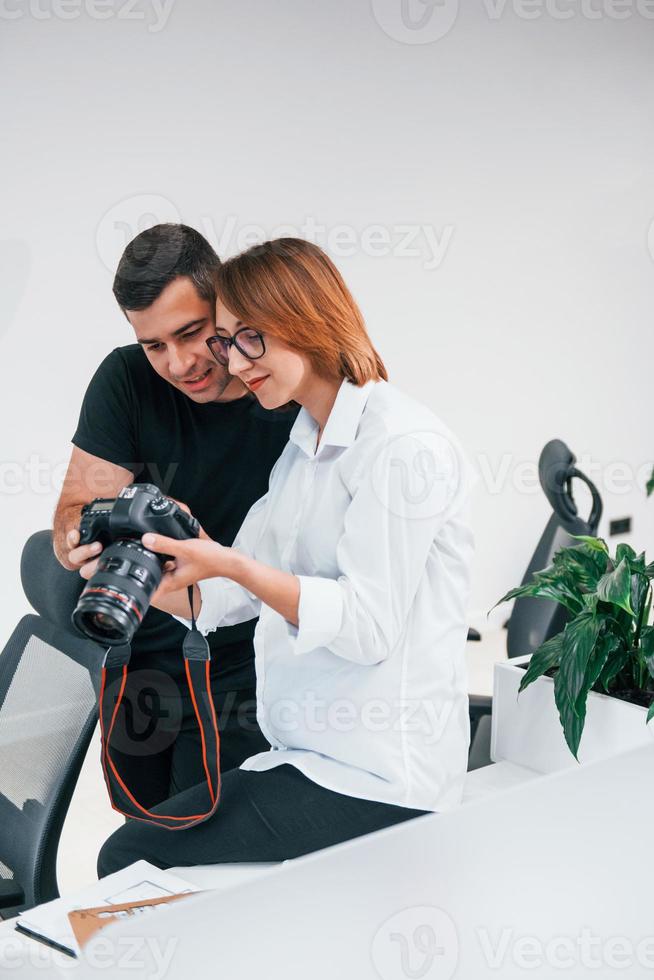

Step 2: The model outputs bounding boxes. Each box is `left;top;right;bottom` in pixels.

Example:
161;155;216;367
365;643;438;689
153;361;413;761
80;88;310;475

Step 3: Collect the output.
1;0;653;642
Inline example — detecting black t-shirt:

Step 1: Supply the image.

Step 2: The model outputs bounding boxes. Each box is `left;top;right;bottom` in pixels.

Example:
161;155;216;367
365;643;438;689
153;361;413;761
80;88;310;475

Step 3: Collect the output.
72;344;298;668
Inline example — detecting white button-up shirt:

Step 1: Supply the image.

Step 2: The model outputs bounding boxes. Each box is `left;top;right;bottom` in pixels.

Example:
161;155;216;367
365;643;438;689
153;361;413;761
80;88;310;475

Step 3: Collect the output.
180;378;475;812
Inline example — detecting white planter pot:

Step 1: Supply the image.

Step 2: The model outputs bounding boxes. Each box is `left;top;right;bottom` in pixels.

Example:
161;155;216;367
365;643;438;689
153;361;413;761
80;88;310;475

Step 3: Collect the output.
490;654;654;773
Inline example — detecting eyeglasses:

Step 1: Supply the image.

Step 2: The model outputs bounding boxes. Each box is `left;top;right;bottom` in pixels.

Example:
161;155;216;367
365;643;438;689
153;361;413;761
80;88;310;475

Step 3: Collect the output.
206;328;266;366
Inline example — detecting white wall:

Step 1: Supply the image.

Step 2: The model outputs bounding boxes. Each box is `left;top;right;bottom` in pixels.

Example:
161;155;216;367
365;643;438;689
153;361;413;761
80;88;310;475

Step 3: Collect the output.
2;0;654;642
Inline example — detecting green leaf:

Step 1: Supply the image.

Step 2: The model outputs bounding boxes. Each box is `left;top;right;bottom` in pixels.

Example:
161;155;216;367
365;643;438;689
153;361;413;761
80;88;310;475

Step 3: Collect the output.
558;613;604;714
491;572;582;617
518;632;564;694
647;701;654;724
554;612;610;762
647;466;654;497
641;624;654;654
597;558;634;616
641;625;654;680
597;644;630;693
553;612;604;759
576;631;620;714
552;547;605;591
569;534;609;554
616;543;636;564
554;669;585;761
631;573;650;628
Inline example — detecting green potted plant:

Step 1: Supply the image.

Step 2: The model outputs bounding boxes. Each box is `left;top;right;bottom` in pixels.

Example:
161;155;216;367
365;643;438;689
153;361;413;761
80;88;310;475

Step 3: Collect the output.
489;536;654;769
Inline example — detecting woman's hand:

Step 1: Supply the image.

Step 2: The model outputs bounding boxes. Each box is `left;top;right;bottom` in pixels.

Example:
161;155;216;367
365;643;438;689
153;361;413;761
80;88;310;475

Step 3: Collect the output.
142;533;237;598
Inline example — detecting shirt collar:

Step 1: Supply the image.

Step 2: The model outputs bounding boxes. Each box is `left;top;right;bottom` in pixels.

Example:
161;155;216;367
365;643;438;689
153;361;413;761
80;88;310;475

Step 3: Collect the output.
289;378;379;458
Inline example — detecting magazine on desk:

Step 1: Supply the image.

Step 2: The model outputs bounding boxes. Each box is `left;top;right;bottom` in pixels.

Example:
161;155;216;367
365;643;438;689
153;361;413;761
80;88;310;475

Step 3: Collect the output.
15;860;201;957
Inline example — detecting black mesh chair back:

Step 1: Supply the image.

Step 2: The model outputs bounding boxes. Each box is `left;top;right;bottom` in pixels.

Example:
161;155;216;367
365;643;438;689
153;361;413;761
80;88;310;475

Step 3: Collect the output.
506;438;603;659
0;615;102;918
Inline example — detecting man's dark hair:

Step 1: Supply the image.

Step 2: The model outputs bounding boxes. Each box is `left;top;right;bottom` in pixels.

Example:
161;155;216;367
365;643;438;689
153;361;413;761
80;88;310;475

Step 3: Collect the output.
112;223;221;312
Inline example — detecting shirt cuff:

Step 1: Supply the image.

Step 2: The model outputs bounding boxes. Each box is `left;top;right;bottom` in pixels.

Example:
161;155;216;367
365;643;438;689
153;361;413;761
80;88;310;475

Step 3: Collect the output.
294;576;344;655
172;578;229;637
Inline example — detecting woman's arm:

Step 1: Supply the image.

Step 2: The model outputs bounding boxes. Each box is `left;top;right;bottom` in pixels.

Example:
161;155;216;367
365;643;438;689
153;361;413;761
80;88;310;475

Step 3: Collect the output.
229;551;299;626
142;534;300;627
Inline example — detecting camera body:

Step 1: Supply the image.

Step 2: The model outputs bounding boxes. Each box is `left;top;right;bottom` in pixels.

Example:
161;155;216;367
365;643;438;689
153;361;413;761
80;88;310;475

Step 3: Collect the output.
72;483;200;645
78;482;199;549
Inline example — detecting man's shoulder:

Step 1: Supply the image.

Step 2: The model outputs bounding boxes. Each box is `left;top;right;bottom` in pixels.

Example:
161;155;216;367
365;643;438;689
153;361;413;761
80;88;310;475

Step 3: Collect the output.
99;343;150;376
91;344;169;398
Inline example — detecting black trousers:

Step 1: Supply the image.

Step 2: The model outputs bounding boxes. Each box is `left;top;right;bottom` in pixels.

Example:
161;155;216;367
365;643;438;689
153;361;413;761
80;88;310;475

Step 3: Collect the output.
97;763;429;877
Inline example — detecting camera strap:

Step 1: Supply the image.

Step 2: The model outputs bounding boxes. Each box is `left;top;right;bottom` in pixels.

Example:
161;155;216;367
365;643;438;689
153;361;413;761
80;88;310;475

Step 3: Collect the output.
98;586;222;830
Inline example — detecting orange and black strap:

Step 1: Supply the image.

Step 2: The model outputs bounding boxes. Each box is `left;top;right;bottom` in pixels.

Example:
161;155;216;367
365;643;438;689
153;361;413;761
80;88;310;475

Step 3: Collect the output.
98;587;221;830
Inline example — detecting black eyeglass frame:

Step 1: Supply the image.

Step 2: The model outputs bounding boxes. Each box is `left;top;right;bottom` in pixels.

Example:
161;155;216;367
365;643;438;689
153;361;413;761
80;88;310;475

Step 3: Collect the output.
206;327;266;365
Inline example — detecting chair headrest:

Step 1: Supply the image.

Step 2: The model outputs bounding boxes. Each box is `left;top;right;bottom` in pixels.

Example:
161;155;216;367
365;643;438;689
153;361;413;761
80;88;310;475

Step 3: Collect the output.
538;439;602;535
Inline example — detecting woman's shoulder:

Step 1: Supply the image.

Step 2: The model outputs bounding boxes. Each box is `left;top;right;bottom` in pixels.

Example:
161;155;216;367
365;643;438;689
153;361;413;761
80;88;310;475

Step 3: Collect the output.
362;379;456;441
356;380;475;511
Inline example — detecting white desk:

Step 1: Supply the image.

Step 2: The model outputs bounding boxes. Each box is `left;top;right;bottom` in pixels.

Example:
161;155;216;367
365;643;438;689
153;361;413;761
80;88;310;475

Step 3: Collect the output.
28;744;652;979
0;760;537;975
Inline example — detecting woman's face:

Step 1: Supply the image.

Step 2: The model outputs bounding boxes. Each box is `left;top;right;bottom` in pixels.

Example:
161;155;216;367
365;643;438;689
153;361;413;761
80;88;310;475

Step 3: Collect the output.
213;300;312;409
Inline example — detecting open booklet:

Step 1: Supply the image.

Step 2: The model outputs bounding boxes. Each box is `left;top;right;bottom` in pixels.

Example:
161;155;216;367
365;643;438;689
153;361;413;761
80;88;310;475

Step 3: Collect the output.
15;860;202;958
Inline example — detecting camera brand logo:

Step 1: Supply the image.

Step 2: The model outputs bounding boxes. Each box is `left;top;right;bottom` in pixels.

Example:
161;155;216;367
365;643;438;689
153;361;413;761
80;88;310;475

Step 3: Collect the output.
371;906;459;979
371;0;459;43
96;193;181;274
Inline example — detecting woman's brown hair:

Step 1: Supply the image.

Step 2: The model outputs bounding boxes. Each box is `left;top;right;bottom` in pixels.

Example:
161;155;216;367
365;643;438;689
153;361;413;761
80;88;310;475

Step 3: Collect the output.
214;238;388;385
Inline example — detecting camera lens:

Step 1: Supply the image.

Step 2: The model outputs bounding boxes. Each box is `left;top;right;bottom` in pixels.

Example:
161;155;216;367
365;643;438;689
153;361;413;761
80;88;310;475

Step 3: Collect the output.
84;611;126;641
72;539;163;646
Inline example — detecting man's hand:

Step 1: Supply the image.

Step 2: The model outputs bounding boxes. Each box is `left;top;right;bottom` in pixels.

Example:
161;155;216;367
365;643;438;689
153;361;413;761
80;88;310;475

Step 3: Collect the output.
66;528;103;578
53;446;134;570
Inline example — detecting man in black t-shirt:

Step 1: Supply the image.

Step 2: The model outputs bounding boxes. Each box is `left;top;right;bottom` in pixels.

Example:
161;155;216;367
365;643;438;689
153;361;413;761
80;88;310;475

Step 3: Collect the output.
44;224;297;808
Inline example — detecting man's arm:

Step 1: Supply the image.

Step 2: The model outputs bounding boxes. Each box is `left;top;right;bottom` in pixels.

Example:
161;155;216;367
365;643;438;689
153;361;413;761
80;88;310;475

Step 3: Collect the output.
53;446;134;570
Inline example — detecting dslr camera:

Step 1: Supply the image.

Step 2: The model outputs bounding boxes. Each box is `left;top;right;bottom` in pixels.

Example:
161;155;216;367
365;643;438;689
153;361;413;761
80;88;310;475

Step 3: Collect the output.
72;483;200;645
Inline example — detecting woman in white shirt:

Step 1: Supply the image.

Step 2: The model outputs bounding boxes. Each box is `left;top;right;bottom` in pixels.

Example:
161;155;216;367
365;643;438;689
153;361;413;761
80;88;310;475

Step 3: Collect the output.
97;238;474;877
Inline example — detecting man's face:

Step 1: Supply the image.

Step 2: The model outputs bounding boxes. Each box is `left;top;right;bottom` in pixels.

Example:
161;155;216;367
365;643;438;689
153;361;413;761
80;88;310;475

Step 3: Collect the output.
127;276;244;403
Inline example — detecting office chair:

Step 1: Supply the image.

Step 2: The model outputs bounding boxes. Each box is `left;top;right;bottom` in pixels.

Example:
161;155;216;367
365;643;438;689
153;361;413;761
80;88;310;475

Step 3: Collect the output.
0;615;101;918
468;439;603;770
